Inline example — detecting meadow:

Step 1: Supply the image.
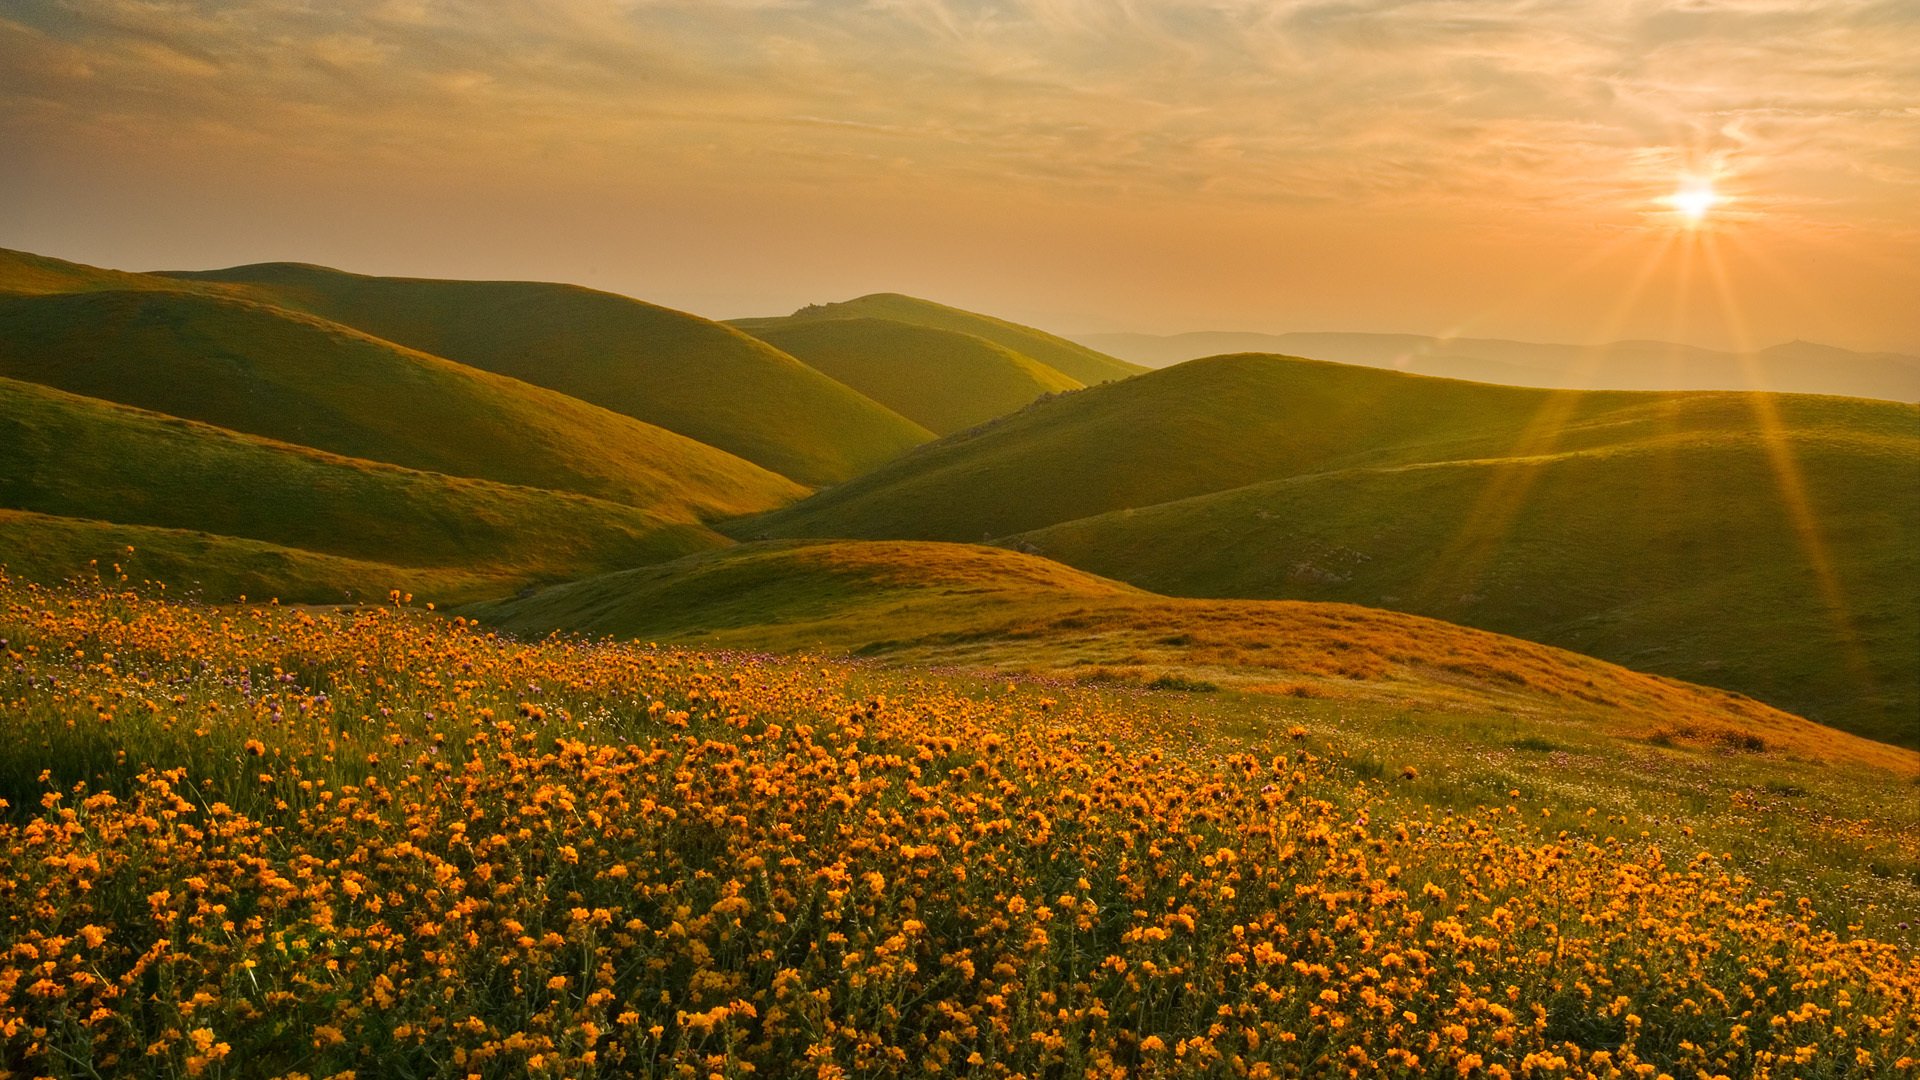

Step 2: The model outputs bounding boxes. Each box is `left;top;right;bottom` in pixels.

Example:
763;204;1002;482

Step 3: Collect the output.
3;570;1915;1078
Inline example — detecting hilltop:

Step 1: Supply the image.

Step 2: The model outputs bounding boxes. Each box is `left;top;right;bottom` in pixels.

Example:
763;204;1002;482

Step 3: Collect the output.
741;354;1584;540
1081;328;1920;402
0;288;805;518
738;317;1082;435
161;263;933;485
732;292;1142;386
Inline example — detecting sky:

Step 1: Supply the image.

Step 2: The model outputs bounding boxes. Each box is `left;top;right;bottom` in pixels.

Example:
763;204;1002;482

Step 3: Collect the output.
2;0;1917;352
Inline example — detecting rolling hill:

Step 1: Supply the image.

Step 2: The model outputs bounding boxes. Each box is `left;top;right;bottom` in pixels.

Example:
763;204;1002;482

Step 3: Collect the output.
741;354;1602;541
0;509;496;603
731;292;1143;386
735;355;1920;745
0;375;728;602
465;539;1915;772
158;263;934;485
0;246;222;298
1080;328;1920;402
0;289;806;519
738;317;1083;435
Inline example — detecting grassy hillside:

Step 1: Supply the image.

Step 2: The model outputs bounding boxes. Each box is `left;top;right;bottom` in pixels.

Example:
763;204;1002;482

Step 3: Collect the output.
0;376;728;600
7;584;1917;1076
0;509;499;603
743;355;1617;540
1016;429;1920;747
161;263;933;485
0;246;220;297
465;539;1914;772
732;292;1142;385
740;317;1082;434
739;355;1919;745
0;289;805;518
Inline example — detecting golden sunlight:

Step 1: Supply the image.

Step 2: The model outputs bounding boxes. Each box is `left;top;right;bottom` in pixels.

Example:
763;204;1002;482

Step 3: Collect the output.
1665;179;1724;227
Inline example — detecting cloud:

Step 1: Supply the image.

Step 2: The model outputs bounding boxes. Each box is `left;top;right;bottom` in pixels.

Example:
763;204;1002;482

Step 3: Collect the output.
2;1;1915;347
5;0;1913;225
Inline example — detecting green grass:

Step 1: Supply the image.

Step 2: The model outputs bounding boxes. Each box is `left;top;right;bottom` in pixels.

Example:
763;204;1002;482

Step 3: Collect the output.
0;246;216;297
740;317;1083;435
731;292;1143;386
463;538;1915;774
0;289;805;519
0;376;728;599
740;354;1583;540
737;355;1920;746
1015;430;1920;747
0;509;504;603
161;263;934;485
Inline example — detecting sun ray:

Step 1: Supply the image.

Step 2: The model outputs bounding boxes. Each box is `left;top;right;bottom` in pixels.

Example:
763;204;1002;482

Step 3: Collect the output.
1695;229;1877;695
1409;230;1684;610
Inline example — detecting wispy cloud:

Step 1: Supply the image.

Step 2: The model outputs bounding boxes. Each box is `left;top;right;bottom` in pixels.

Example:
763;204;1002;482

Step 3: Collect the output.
2;0;1915;345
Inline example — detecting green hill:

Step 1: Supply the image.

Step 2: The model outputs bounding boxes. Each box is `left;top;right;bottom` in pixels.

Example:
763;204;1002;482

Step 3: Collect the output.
0;510;497;603
466;539;1913;773
0;289;804;519
1013;429;1920;747
0;246;219;297
737;355;1920;745
741;355;1599;540
731;292;1143;386
0;376;728;601
740;317;1082;435
160;263;934;485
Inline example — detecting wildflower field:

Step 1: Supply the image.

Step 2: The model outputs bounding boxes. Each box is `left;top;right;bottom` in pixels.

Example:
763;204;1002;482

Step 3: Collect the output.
2;576;1916;1078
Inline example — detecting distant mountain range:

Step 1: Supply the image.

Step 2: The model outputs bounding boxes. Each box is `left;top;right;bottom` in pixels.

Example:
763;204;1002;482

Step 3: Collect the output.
1075;330;1920;402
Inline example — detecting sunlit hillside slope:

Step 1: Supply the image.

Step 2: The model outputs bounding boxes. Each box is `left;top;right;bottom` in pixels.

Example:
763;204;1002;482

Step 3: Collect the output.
0;376;726;601
738;355;1920;745
0;289;805;518
466;538;1914;771
4;583;1915;1075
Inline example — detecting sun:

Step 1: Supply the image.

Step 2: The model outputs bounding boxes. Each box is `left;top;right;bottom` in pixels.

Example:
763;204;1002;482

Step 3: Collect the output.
1664;179;1723;227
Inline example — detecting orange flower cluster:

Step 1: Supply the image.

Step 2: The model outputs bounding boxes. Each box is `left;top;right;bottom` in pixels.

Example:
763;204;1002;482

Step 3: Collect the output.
1;580;1915;1078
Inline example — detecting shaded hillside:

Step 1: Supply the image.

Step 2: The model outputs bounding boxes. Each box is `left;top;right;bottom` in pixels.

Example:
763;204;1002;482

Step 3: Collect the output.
1080;328;1920;402
161;263;933;485
466;539;1913;772
0;376;727;599
0;289;805;518
741;317;1082;434
733;292;1142;385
